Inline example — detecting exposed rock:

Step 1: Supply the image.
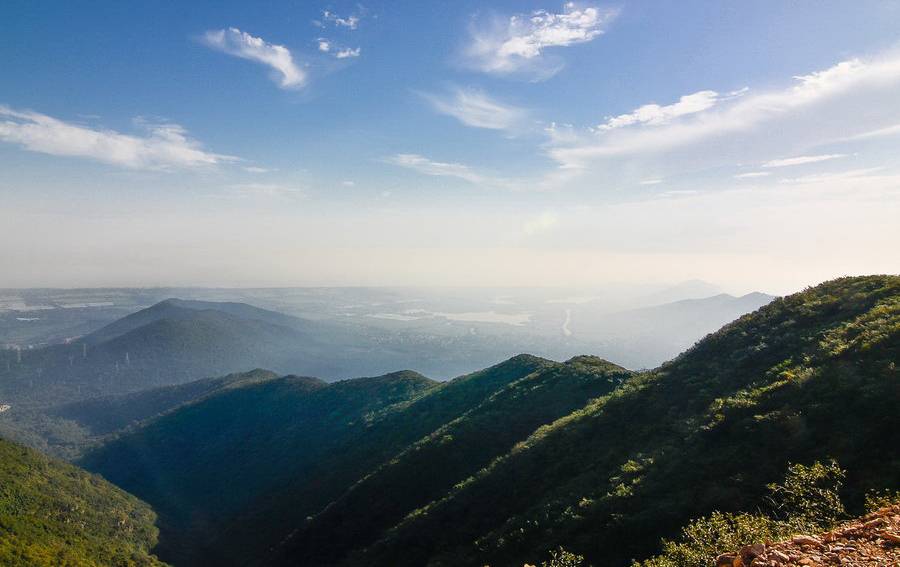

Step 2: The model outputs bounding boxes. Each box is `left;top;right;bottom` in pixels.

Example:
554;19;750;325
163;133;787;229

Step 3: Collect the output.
713;504;900;566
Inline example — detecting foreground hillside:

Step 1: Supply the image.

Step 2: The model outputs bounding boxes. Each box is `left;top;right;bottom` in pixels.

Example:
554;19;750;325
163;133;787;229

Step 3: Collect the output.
329;275;898;567
0;437;165;566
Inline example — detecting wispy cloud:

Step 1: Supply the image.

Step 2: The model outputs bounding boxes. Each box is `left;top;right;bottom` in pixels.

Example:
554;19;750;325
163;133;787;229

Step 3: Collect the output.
839;122;900;142
598;89;745;130
548;50;900;170
0;105;235;170
640;178;663;185
321;10;360;30
317;39;361;59
335;47;361;59
225;183;305;199
462;3;617;79
734;171;771;179
421;88;528;131
384;152;572;192
659;189;699;198
762;154;846;168
385;153;489;185
776;167;886;185
201;28;306;89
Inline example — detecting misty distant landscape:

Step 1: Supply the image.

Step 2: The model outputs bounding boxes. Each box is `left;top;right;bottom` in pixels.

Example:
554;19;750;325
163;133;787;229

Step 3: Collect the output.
0;282;777;457
0;280;773;374
2;1;899;566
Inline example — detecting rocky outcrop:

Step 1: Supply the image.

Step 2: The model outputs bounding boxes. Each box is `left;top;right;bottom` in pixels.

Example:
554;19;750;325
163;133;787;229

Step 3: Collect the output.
715;504;900;566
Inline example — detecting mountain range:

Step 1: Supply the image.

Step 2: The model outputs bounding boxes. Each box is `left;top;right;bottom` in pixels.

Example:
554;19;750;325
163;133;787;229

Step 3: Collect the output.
0;275;895;566
72;275;898;566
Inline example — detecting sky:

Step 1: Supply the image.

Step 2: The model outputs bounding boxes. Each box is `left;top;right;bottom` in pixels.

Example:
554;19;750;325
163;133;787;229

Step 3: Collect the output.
1;1;899;294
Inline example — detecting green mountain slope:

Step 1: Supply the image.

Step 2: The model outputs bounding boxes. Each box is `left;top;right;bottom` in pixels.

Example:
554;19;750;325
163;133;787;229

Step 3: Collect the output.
82;354;551;566
81;369;437;565
0;436;165;566
49;368;280;437
351;275;899;567
280;356;632;566
213;354;561;565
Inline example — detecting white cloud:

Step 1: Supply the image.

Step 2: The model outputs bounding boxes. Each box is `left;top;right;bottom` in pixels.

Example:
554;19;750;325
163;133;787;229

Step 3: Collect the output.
384;153;568;191
422;88;528;131
317;38;360;59
243;166;272;173
226;183;305;199
384;154;536;191
385;153;488;185
548;50;900;169
762;154;846;168
840;122;900;142
0;105;235;170
734;171;771;179
523;211;559;235
659;190;699;198
342;180;356;187
463;3;617;78
322;10;360;30
776;167;886;185
639;178;663;185
598;90;740;130
335;47;361;59
202;28;306;89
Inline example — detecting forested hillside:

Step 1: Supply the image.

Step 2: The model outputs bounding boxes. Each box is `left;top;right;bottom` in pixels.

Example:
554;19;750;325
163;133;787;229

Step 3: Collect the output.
81;369;438;564
0;368;282;460
0;437;166;566
83;353;626;565
347;275;898;567
282;356;632;566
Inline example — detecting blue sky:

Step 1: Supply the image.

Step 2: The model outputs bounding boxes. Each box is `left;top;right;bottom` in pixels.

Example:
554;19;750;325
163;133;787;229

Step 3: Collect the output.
1;1;899;291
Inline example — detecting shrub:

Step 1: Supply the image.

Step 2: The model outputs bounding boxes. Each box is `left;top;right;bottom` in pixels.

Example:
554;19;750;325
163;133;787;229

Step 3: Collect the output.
635;460;848;567
541;547;586;567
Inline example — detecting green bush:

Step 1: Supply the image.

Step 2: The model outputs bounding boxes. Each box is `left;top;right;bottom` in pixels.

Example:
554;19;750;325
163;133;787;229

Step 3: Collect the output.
541;547;587;567
636;460;848;567
765;459;846;531
636;512;777;567
864;488;900;512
